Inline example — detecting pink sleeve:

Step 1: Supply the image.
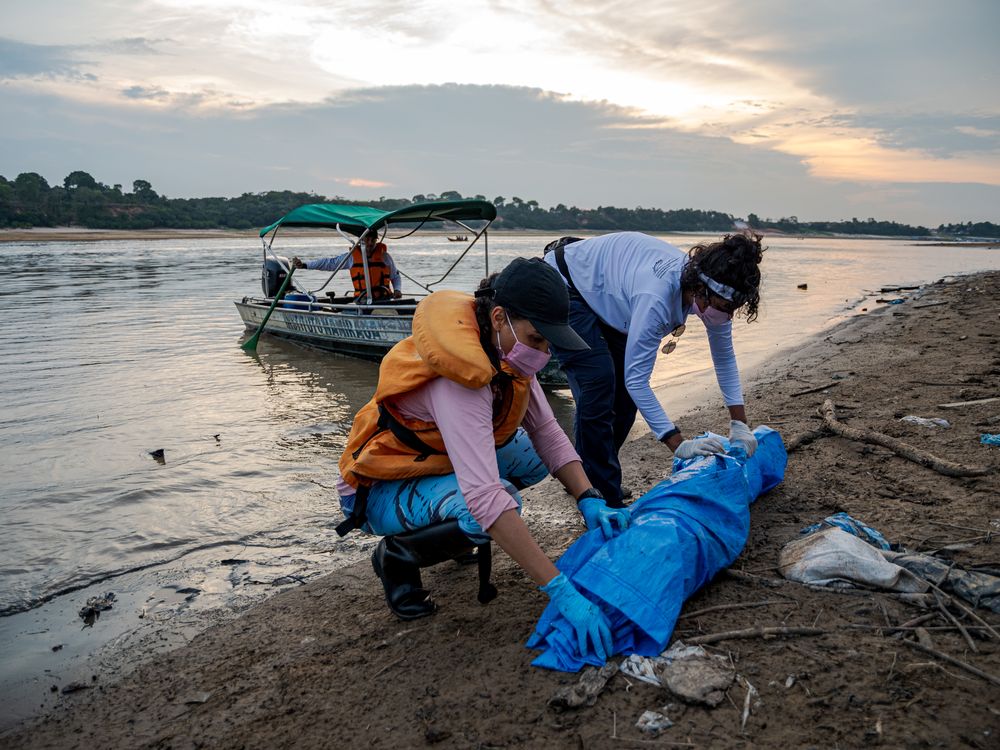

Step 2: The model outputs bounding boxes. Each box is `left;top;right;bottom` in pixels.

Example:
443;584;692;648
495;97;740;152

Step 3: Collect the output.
398;378;518;531
521;378;581;474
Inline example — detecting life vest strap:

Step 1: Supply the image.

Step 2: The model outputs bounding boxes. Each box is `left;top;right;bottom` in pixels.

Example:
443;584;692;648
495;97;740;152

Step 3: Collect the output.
335;484;371;537
337;406;445;536
377;404;444;462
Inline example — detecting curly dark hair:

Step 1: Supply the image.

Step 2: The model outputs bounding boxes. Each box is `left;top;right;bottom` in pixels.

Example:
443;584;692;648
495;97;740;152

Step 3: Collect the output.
680;231;765;323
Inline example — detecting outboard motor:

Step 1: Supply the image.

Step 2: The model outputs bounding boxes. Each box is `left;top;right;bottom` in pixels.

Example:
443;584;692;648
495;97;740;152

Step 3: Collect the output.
262;256;292;298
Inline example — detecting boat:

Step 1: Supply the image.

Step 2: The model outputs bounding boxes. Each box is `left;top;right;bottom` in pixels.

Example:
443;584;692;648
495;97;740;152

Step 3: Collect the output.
447;235;469;242
234;200;566;383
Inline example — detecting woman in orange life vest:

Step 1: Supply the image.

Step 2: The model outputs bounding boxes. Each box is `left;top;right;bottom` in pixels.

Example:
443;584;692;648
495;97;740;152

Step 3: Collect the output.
292;229;402;301
335;258;629;660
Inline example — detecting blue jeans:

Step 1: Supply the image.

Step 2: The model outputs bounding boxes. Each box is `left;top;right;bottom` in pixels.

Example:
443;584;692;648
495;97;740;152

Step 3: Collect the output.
339;428;549;545
550;295;636;506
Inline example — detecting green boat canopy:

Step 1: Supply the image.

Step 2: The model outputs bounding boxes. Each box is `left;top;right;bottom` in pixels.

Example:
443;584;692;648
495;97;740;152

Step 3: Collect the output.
259;199;497;238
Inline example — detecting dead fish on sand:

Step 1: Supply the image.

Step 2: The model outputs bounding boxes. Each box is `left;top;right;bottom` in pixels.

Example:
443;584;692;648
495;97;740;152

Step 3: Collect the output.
79;592;117;627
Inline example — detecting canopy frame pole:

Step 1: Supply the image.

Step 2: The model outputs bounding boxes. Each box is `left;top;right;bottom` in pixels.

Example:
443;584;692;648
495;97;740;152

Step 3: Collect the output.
387;217;432;240
359;226;374;305
425;219;494;288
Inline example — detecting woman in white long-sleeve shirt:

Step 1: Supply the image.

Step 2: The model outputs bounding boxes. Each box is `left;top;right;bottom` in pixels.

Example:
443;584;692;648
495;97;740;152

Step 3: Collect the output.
544;231;765;505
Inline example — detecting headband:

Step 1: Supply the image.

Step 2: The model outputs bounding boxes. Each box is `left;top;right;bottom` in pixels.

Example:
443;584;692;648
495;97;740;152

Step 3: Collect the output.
697;271;737;302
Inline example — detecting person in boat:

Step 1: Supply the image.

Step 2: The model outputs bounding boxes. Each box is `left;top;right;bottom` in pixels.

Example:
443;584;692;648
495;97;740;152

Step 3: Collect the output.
543;231;765;506
335;258;629;660
291;230;402;301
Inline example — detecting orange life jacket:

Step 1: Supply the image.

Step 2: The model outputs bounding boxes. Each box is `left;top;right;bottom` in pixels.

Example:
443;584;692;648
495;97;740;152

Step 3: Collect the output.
350;243;391;298
339;290;532;490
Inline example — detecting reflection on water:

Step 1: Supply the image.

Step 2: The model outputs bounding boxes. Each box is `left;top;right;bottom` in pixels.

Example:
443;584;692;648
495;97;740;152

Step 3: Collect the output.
0;233;997;727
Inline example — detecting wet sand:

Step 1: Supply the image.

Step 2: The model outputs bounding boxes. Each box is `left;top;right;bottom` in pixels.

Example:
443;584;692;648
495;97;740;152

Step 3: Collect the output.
5;272;1000;748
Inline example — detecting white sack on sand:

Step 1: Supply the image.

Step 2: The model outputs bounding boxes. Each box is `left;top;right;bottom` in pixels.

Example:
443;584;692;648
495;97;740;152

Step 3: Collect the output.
779;527;928;593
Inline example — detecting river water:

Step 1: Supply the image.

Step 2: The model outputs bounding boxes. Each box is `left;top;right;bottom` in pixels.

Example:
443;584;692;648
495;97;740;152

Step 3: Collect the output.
1;232;998;727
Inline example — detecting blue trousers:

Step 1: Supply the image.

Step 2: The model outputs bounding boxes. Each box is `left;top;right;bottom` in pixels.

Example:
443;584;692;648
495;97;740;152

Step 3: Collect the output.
550;296;636;506
339;429;550;545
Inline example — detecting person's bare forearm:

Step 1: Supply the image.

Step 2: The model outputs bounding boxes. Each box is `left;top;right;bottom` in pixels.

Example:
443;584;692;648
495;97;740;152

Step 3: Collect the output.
487;509;558;586
552;460;591;499
728;404;748;424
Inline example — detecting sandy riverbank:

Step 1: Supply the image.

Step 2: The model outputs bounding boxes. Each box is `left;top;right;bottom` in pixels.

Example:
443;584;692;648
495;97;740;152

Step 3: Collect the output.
5;273;1000;749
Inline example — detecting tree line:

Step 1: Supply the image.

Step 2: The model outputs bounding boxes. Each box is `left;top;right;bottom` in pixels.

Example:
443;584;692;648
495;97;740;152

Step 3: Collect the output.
2;170;995;237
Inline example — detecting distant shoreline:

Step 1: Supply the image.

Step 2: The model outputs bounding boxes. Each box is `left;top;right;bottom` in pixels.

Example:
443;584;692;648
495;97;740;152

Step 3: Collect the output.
1;227;997;246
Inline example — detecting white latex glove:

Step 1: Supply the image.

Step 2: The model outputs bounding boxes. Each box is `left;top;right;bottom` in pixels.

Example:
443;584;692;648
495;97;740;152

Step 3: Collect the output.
728;420;757;457
673;435;726;460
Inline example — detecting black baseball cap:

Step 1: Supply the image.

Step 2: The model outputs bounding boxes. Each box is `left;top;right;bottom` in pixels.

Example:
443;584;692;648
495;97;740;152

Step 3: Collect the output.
485;258;589;351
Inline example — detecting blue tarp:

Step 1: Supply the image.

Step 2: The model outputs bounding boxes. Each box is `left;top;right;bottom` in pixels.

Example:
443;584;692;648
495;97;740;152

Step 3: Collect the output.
527;427;787;671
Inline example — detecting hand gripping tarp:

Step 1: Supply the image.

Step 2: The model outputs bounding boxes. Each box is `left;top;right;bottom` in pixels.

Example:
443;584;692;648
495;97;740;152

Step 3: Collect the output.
527;427;787;671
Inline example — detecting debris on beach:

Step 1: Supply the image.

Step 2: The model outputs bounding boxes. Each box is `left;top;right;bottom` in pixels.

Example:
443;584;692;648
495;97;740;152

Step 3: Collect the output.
799;512;892;550
782;513;1000;613
180;691;213;705
981;433;1000;446
60;682;93;695
779;527;926;592
739;677;761;733
818;399;990;477
620;653;667;686
875;297;906;305
79;592;117;626
796;283;808;290
636;709;674;735
548;663;618;711
886;551;1000;614
653;642;735;707
900;415;951;429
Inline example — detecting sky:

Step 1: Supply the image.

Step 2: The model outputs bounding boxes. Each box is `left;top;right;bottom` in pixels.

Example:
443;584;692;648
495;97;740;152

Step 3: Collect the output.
2;0;999;225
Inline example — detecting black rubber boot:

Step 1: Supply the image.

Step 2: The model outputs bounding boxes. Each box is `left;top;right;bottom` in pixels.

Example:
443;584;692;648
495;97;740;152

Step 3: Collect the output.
372;520;485;620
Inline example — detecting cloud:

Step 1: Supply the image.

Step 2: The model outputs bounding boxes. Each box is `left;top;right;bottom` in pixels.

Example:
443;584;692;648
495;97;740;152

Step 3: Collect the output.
0;37;94;80
97;37;167;56
1;82;997;225
121;85;170;100
336;177;392;188
842;113;1000;158
0;35;166;82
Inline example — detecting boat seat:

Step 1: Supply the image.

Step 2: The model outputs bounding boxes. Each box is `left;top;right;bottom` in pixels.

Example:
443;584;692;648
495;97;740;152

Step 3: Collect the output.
325;293;357;304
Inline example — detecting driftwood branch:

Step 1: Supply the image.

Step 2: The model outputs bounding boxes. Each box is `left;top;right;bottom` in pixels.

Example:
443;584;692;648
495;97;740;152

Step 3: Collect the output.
933;590;979;653
786;428;831;452
678;599;793;620
686;626;825;646
938;396;1000;409
900;640;1000;687
790;382;841;398
820;399;991;477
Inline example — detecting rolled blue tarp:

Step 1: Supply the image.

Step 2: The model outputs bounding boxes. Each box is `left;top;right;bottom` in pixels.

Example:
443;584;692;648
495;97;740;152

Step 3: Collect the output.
527;427;787;671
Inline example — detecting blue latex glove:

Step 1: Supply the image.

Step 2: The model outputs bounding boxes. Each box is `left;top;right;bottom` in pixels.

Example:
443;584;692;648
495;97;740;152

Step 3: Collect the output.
541;573;613;662
674;434;726;459
728;420;757;457
579;497;630;540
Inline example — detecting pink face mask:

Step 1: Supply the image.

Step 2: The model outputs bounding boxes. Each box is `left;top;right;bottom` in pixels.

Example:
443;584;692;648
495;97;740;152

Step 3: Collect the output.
693;296;733;326
498;314;551;377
